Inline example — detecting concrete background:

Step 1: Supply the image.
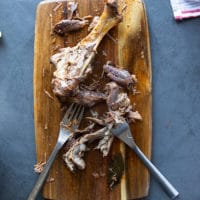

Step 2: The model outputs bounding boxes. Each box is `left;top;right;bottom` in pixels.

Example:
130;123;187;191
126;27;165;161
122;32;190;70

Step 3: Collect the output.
0;0;200;199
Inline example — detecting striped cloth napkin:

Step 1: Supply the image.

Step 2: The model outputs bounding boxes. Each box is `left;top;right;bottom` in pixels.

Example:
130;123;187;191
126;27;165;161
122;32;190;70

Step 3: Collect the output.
170;0;200;20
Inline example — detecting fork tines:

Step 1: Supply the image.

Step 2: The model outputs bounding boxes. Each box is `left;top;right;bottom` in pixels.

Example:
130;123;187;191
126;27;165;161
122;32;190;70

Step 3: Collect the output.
62;103;84;129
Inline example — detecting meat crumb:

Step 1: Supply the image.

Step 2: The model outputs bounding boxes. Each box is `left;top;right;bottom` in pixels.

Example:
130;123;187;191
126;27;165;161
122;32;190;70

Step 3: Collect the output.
92;172;100;178
141;51;144;59
111;173;117;181
102;50;107;57
42;68;45;77
100;172;106;177
44;123;48;130
52;37;56;44
92;171;105;178
109;172;118;188
49;13;53;35
52;45;61;52
34;161;46;173
47;177;55;183
107;33;117;44
61;106;67;112
121;4;127;13
44;90;54;100
53;2;62;12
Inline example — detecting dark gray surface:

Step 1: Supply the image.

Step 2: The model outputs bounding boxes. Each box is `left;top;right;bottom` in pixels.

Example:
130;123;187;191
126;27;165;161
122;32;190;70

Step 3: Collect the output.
0;0;200;200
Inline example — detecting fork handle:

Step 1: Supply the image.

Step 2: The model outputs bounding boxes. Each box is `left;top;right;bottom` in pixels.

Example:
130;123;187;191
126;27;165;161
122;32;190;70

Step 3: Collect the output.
132;145;179;199
28;142;64;200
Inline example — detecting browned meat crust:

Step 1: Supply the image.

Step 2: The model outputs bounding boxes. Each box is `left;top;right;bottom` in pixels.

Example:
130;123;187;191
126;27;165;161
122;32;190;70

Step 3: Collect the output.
67;89;107;107
54;19;89;36
103;61;137;89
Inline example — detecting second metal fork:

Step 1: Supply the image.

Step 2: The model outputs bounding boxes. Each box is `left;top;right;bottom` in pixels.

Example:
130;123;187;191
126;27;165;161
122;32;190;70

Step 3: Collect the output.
28;103;84;200
111;121;179;200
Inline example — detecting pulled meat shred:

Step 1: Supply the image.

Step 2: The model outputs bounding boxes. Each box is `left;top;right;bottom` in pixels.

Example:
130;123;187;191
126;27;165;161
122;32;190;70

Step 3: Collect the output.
103;61;137;90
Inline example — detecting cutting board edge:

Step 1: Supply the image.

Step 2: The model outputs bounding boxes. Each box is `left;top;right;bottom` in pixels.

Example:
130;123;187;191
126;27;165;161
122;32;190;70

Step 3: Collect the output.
143;0;152;197
33;0;153;199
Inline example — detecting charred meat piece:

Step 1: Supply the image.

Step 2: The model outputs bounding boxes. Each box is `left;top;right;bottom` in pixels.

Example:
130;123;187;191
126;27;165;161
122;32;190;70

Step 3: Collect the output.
68;89;107;107
51;0;122;99
54;19;89;36
103;61;137;89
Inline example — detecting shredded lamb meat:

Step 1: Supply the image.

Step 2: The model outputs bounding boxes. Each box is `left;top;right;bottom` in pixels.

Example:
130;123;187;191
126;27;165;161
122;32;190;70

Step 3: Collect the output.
103;61;137;90
50;0;142;173
63;81;141;171
51;0;122;101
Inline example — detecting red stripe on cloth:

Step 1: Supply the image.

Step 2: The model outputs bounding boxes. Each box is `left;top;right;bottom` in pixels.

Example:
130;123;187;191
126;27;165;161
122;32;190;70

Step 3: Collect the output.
175;16;183;20
175;14;200;20
182;8;200;14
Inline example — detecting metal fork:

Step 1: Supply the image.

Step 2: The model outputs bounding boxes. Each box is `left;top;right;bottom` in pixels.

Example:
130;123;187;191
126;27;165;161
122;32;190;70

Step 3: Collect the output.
111;121;179;200
28;103;85;200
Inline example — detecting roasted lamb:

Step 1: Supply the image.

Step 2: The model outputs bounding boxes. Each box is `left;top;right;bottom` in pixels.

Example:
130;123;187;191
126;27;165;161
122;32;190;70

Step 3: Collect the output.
50;0;122;101
49;0;142;174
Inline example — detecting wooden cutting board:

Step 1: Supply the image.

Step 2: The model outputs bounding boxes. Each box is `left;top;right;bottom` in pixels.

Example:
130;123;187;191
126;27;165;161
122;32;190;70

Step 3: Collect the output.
34;0;152;199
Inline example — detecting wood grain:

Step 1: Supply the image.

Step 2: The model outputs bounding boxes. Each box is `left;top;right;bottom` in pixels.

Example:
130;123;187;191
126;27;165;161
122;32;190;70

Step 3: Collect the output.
34;0;152;199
